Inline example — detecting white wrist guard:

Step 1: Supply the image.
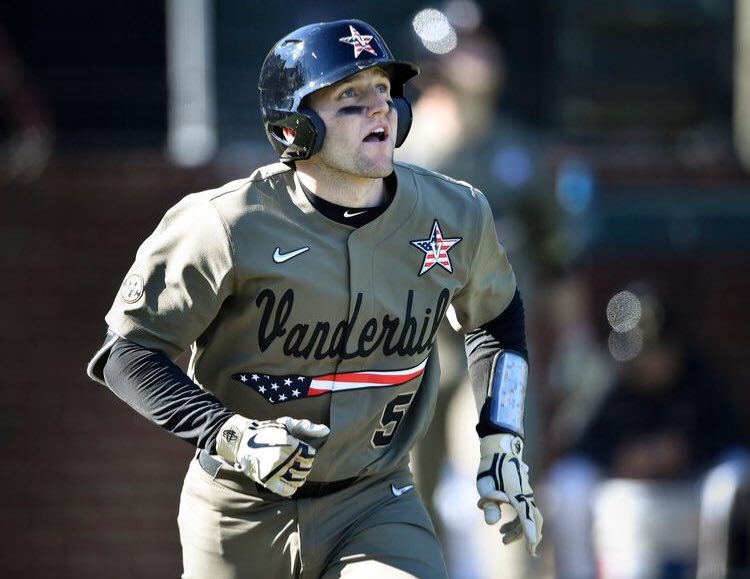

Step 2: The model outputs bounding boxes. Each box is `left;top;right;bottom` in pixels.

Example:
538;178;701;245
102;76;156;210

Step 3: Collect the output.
486;351;528;437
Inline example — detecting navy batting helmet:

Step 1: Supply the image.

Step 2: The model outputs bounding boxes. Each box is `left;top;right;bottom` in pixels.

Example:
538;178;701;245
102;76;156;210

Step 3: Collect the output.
259;19;419;162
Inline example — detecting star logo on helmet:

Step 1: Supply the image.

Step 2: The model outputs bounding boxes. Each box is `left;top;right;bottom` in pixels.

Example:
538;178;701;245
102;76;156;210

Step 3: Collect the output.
339;25;378;58
411;220;462;276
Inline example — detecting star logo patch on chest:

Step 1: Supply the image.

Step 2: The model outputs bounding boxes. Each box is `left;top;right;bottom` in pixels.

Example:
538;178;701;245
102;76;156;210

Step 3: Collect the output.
410;220;462;276
339;25;377;58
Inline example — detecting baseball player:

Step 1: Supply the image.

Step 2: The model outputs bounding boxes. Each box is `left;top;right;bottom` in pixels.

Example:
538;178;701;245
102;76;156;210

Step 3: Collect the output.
87;19;542;578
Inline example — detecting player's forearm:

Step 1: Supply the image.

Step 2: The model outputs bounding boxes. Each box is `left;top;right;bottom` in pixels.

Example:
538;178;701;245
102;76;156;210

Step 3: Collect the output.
102;335;233;451
465;289;528;436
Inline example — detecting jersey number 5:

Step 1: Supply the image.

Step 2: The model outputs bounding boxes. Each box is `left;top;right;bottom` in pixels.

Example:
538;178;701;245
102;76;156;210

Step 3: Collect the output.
371;392;416;447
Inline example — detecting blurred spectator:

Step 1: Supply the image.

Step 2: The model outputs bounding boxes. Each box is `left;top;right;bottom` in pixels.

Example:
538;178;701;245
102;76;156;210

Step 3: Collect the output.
545;282;746;579
399;27;568;578
537;266;615;464
400;29;565;277
0;20;53;185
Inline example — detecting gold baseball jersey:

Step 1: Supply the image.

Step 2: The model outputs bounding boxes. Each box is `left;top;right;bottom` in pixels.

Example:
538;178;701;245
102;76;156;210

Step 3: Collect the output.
105;161;516;482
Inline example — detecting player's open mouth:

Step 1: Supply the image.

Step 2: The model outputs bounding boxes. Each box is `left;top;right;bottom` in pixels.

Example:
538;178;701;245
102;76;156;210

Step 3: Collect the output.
363;127;389;143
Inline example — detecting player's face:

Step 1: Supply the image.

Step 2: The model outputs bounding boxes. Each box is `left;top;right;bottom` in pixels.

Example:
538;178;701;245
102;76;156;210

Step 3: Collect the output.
307;68;397;179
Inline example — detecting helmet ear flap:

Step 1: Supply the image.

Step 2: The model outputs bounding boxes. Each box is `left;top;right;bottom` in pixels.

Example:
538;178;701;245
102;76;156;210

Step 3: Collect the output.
295;108;326;159
275;109;327;162
392;97;413;148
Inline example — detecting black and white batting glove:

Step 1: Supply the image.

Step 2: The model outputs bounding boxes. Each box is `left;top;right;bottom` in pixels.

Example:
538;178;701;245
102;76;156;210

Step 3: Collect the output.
477;433;543;556
216;415;330;498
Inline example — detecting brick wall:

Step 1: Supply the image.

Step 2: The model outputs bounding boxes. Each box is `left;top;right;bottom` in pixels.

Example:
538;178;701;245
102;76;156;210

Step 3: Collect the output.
0;153;222;579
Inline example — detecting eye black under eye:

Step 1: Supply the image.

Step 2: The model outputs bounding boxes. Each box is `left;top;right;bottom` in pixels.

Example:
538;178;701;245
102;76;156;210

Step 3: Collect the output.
337;106;365;116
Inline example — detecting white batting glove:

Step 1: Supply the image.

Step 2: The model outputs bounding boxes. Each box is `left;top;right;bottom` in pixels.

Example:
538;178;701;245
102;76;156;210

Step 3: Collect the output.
216;415;330;497
477;433;543;556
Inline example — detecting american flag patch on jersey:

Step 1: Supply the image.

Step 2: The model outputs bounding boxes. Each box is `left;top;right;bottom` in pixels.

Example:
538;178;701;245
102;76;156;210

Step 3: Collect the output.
411;220;462;276
232;358;428;404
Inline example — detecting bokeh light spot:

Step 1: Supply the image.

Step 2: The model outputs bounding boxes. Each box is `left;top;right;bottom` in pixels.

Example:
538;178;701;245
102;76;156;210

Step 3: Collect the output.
608;328;643;362
607;290;642;333
413;9;458;54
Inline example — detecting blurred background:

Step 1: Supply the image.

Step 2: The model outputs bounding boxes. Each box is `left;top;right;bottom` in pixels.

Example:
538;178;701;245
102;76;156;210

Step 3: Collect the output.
1;0;749;577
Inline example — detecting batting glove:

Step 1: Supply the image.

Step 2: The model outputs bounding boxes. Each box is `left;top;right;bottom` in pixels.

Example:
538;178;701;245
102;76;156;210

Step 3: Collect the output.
477;433;543;556
216;415;330;497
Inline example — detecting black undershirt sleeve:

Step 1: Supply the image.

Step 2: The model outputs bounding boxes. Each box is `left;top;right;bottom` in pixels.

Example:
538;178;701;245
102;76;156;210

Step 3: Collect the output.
464;289;528;437
102;335;234;452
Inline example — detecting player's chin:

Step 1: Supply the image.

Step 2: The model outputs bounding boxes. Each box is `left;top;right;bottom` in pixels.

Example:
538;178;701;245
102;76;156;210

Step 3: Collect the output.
360;162;393;179
358;150;394;177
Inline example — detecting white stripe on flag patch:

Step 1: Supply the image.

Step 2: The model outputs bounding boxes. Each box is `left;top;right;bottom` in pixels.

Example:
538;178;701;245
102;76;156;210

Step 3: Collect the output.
307;357;428;395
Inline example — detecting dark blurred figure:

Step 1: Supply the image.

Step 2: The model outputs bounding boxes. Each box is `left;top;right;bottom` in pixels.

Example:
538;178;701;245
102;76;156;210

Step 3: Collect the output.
546;282;746;579
578;291;739;480
0;20;53;185
537;267;615;464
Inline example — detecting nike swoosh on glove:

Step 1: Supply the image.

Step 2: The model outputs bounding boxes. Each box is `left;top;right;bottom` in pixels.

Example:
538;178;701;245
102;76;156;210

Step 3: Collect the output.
476;433;543;556
216;415;330;497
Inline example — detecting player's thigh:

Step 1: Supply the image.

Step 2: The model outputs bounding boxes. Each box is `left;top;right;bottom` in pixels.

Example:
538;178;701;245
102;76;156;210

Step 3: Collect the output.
178;458;300;579
321;521;448;579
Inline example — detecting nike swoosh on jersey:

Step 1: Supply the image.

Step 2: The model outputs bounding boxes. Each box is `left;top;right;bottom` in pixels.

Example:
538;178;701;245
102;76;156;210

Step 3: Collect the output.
343;209;367;218
390;483;414;497
273;246;310;263
246;434;292;449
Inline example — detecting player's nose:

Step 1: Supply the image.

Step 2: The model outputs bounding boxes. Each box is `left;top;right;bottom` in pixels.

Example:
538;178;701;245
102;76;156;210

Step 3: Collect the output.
363;88;390;117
